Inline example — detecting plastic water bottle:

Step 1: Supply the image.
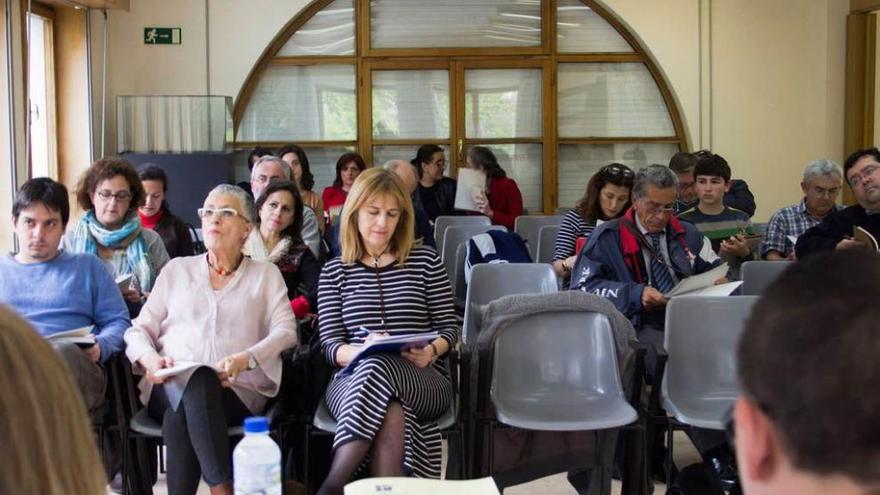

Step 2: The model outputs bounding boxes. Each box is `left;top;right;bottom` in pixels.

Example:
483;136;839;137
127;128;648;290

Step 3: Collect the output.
233;416;282;495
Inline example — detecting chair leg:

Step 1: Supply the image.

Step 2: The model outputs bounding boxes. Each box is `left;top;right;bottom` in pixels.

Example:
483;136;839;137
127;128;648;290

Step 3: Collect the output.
666;423;676;494
303;424;311;491
487;421;495;475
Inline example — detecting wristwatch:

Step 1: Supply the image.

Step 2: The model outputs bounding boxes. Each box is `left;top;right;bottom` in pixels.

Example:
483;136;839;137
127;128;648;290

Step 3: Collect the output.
246;352;257;370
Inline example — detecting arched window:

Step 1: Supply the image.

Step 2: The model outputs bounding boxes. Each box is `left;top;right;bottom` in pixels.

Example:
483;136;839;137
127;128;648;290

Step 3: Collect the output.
235;0;687;213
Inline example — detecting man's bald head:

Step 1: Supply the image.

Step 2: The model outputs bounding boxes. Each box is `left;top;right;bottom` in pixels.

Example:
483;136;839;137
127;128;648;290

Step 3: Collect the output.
383;159;418;195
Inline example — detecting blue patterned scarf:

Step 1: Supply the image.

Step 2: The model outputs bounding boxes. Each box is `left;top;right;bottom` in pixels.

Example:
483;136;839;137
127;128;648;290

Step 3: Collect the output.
68;211;155;291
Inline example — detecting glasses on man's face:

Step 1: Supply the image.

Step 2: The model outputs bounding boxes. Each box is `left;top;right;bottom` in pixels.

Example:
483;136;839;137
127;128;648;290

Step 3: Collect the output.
96;190;133;202
641;200;675;216
197;207;240;220
848;164;879;188
811;186;841;198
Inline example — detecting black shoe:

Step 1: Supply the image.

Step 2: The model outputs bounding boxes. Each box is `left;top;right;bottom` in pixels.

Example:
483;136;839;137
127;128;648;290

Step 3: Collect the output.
707;454;739;492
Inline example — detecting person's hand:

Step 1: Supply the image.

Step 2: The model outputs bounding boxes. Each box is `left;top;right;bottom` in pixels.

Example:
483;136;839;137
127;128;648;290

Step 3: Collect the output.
641;286;668;311
402;344;436;368
86;343;101;362
562;255;577;273
216;352;251;388
121;287;143;303
714;277;729;285
474;197;493;218
720;234;750;258
141;355;175;385
836;237;867;250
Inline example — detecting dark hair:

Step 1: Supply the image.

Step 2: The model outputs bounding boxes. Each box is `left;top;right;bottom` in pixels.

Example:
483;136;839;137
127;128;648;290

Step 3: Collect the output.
332;152;367;189
411;144;444;179
467;146;506;179
693;151;731;182
13;178;70;227
276;144;315;192
668;151;696;174
843;147;880;179
574;163;634;222
247;146;273;171
75;157;145;215
254;180;305;248
137;163;168;192
738;249;880;485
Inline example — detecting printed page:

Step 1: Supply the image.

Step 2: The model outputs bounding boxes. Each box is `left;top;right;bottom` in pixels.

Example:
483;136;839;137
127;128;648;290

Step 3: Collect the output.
664;262;729;298
345;477;500;495
454;168;487;212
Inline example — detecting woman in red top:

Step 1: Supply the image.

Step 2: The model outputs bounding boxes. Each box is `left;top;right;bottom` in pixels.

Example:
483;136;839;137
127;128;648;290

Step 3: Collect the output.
322;152;366;226
466;146;523;230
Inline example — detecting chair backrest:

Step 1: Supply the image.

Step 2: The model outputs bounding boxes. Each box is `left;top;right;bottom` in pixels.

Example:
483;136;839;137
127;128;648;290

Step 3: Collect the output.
555;207;572;216
514;215;563;260
434;215;490;255
535;225;560;264
441;224;505;263
452;242;468;304
741;260;792;295
462;263;558;344
663;296;758;429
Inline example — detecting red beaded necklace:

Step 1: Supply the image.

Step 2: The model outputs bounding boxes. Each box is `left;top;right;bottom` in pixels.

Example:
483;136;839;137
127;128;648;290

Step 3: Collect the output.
206;253;243;277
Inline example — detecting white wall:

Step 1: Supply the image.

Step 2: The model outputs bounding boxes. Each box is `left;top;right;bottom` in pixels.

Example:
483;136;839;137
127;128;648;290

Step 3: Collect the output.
87;0;849;221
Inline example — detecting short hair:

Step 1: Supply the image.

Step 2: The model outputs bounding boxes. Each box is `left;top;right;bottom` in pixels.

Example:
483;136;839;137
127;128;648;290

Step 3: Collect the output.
693;151;731;182
206;184;255;224
802;159;843;184
13;178;70;227
668;151;696;174
843;147;880;179
574;163;634;223
254;180;305;248
0;305;106;495
632;164;678;200
738;249;880;485
276;144;315;192
75;157;146;215
411;144;444;179
251;156;291;182
381;159;408;173
247;146;273;171
332;152;367;189
137;163;168;191
339;168;415;267
467;146;507;179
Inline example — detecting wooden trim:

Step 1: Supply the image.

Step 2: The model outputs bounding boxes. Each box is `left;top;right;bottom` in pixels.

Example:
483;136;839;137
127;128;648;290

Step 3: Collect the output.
363;59;451;70
866;13;877;149
542;0;553;56
357;0;369;56
558;137;681;145
851;0;880;14
542;58;555;214
585;0;643;55
365;47;547;58
556;53;644;63
371;138;453;146
233;140;356;149
358;57;372;165
268;56;357;65
845;13;868;156
29;2;55;20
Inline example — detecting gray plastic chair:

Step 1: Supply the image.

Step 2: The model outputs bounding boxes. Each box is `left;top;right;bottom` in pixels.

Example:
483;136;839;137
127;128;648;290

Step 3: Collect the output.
535;224;560;264
662;295;759;430
462;263;558;344
514;215;563;260
741;260;793;295
452;243;468;307
434;216;490;257
441;224;506;278
490;310;637;431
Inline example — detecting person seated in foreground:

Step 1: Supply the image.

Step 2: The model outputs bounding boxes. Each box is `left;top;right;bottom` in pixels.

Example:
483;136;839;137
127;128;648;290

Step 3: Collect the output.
734;249;880;495
124;184;297;495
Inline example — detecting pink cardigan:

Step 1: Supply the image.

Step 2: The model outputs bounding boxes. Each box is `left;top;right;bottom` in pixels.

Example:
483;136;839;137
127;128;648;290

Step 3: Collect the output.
124;255;298;413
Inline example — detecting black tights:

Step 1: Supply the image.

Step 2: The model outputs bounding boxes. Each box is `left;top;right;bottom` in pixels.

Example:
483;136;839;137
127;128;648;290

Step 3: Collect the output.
317;401;407;495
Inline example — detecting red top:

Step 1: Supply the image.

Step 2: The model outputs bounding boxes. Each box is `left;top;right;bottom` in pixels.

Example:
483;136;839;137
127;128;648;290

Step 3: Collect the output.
322;186;349;216
486;176;523;230
138;209;164;230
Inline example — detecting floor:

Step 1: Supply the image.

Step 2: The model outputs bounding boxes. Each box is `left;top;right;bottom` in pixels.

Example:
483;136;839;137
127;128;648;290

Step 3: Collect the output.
146;432;701;494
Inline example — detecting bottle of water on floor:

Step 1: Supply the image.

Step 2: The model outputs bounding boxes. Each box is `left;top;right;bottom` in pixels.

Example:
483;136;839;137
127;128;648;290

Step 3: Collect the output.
233;416;281;495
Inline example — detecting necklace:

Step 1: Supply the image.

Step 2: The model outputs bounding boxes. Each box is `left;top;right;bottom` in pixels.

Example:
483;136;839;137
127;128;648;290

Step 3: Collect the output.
369;244;391;331
206;253;243;277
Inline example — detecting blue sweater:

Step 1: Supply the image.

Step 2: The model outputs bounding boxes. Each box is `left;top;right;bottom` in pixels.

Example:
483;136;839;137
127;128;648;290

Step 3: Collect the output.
0;251;131;362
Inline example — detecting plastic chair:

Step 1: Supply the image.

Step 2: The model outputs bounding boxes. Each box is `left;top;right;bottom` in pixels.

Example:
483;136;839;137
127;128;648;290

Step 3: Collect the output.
535;224;560;264
462;263;558;345
741;260;793;295
434;216;490;257
452;243;468;309
662;295;759;430
441;224;506;278
514;215;563;260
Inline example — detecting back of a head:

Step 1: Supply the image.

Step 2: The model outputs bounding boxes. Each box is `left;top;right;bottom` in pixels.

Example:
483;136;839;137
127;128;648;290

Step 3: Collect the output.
0;306;106;495
738;249;880;486
693;151;731;182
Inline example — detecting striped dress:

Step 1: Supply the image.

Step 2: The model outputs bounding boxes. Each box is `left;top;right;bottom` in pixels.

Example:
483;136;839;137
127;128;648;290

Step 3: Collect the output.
317;246;459;478
553;209;597;263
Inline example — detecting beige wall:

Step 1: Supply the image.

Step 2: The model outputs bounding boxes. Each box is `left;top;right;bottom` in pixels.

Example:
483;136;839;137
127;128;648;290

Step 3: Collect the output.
83;0;849;223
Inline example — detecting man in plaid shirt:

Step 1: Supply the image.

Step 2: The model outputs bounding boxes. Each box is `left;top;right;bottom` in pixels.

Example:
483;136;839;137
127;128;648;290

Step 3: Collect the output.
761;159;843;260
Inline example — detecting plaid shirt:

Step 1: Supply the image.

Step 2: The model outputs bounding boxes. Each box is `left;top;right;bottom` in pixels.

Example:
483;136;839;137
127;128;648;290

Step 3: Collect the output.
761;199;842;258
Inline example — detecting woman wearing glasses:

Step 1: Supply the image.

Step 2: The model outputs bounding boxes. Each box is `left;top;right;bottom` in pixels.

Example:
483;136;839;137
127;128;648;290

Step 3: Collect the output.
125;184;297;495
553;163;635;282
67;158;170;313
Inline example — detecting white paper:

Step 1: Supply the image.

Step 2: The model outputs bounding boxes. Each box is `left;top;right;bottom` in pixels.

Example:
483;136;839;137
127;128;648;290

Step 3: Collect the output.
664;262;730;298
46;326;96;346
454;168;487;212
787;235;798;246
116;273;133;291
678;281;742;297
345;476;500;495
153;361;212;379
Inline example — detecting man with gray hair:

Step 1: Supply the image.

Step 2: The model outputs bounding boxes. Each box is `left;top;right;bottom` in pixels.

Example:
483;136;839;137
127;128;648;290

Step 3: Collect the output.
250;155;322;259
761;159;843;260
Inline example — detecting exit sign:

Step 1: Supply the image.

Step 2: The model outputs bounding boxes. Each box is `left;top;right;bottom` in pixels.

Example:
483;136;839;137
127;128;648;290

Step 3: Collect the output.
144;27;181;45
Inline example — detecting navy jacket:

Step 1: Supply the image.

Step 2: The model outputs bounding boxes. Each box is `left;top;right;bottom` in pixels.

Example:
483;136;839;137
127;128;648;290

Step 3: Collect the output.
795;204;880;258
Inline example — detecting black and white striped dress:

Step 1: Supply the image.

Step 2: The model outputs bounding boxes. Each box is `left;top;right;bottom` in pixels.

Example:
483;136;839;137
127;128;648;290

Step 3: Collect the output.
317;246;459;478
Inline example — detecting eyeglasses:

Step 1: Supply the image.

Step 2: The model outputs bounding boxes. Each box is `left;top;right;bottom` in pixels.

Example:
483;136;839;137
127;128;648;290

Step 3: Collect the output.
848;164;879;188
641;200;675;216
600;164;635;181
96;190;133;202
197;207;241;220
810;186;841;198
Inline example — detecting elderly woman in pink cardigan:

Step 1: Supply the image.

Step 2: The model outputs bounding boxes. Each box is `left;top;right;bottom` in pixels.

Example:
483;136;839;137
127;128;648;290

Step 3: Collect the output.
124;184;297;495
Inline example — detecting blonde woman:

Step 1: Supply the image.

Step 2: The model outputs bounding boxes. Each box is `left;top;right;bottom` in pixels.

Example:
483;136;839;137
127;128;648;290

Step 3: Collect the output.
316;168;458;494
0;305;107;495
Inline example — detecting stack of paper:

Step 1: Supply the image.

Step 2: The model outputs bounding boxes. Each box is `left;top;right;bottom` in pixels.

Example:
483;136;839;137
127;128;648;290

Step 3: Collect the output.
664;263;741;297
46;326;96;348
342;332;440;375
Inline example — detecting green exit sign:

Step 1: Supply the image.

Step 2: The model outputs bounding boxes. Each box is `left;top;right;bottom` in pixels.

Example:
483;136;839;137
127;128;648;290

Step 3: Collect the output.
144;27;181;45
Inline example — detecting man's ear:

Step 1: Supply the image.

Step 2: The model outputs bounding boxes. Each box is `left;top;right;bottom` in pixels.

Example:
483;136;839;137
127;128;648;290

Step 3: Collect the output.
734;397;781;484
724;180;732;193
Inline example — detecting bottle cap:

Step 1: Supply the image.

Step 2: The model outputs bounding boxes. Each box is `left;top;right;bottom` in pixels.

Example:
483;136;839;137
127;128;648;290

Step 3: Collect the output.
243;416;269;433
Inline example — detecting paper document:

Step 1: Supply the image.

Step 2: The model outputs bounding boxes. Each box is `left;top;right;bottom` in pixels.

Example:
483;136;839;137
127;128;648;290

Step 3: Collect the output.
854;226;879;251
787;235;798;246
152;361;215;380
663;263;730;298
116;273;133;291
46;326;96;347
345;476;500;495
454;168;487;212
677;281;742;297
341;331;440;376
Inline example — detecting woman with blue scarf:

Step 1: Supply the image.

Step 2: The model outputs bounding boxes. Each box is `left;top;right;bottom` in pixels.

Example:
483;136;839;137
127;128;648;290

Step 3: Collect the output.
66;157;170;316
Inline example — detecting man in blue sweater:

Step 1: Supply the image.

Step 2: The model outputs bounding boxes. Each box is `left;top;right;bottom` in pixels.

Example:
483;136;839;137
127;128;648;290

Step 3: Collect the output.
0;178;130;418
